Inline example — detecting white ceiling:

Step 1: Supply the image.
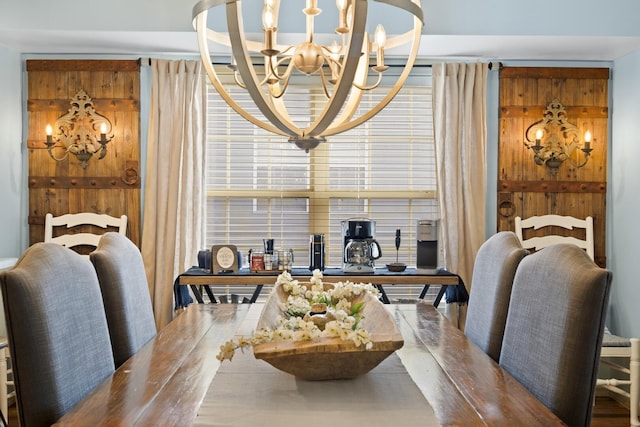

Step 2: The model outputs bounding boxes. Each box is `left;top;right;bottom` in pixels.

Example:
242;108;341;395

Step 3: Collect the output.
3;0;640;62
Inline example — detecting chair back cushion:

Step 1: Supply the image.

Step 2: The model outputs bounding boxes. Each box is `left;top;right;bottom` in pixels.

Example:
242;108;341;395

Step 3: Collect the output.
90;232;157;367
499;243;612;427
0;243;115;426
464;231;529;361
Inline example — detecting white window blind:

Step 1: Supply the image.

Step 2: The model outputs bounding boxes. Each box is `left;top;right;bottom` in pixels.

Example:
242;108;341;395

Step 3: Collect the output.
205;66;438;269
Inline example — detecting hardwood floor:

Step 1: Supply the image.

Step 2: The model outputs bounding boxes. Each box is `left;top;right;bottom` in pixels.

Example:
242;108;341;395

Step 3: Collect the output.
592;396;633;427
3;396;632;426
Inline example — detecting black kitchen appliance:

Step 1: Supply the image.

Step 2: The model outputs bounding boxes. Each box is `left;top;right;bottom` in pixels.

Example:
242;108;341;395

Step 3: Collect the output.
417;219;439;272
341;218;381;273
309;234;325;271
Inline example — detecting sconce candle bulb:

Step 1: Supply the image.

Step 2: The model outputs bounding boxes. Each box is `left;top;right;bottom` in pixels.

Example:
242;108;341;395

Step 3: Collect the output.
535;129;543;142
584;130;591;150
45;124;53;144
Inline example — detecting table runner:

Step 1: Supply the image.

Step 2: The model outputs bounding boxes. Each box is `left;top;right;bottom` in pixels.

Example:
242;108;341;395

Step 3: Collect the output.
194;349;438;426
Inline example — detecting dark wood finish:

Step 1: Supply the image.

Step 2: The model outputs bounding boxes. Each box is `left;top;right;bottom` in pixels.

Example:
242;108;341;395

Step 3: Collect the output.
26;59;141;247
500;67;610;79
53;303;564;426
26;59;140;72
177;270;462;286
29;174;140;189
12;390;629;426
177;267;463;306
396;304;565;426
497;66;609;267
498;180;607;193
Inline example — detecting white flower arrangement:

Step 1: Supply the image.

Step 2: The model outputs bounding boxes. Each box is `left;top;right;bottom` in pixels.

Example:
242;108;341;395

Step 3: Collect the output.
216;269;380;362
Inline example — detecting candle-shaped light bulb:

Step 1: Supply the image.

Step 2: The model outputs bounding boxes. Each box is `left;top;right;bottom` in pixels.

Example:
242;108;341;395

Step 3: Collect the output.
263;4;275;30
336;0;348;32
584;130;591;150
45;124;53;144
100;123;107;142
535;129;543;142
373;25;387;69
374;24;387;48
329;40;341;80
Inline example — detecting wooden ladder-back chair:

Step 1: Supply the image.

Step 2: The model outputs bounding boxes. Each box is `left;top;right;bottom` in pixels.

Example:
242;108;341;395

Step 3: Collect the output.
514;214;594;261
44;212;128;253
515;214;639;425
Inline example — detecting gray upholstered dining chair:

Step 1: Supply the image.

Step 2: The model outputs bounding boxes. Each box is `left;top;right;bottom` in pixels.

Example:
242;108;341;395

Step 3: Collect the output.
0;242;115;427
464;231;529;361
499;243;612;427
90;232;157;367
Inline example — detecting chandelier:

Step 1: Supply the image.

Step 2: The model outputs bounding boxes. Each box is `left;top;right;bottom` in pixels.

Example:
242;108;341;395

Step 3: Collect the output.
192;0;424;152
524;99;594;175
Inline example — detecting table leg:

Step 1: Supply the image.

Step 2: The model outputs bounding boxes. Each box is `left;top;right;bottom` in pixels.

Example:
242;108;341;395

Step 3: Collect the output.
433;285;447;307
376;285;391;304
419;284;431;299
249;285;264;303
202;285;217;303
190;285;205;304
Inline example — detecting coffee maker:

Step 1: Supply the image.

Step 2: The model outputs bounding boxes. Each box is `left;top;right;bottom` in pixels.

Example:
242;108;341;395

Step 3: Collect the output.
342;218;382;273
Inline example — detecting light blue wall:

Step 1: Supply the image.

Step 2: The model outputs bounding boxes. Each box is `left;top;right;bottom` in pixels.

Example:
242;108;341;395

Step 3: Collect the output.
3;0;640;36
610;51;640;338
1;0;640;338
0;45;25;259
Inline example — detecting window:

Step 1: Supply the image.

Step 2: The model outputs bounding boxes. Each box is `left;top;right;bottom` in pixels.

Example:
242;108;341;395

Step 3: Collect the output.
205;66;438;269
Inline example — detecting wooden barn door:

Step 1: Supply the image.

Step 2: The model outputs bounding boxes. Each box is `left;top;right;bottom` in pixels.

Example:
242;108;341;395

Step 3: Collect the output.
27;60;141;249
497;67;609;267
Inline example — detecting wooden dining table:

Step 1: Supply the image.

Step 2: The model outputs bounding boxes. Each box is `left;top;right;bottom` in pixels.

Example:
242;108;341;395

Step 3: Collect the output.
53;302;564;426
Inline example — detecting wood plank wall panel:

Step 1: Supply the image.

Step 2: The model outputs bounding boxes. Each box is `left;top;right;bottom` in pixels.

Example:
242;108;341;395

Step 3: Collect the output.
497;67;609;267
26;60;141;249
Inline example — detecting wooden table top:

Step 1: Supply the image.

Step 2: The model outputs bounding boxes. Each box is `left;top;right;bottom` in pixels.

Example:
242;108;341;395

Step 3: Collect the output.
53;303;564;426
177;267;462;286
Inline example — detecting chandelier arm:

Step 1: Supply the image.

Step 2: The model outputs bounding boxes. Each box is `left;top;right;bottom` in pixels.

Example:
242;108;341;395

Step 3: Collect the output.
352;72;383;91
268;72;293;99
195;9;292;138
233;71;246;89
265;60;297;99
263;56;293;83
319;69;332;99
321;13;423;137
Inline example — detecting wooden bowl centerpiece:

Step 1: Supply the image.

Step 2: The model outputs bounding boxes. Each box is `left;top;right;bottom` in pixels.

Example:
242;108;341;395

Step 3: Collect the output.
251;272;404;381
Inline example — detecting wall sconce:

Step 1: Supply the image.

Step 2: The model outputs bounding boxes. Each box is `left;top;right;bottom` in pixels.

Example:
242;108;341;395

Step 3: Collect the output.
524;99;593;175
44;89;112;169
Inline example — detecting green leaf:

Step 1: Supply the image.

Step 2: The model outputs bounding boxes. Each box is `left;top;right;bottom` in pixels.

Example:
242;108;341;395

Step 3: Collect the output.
351;302;365;315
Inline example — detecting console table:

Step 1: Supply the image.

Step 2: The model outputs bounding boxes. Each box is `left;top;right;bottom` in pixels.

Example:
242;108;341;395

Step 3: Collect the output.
177;267;466;307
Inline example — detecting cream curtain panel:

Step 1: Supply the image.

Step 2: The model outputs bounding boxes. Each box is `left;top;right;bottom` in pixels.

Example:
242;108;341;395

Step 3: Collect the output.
142;59;206;329
432;62;488;289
